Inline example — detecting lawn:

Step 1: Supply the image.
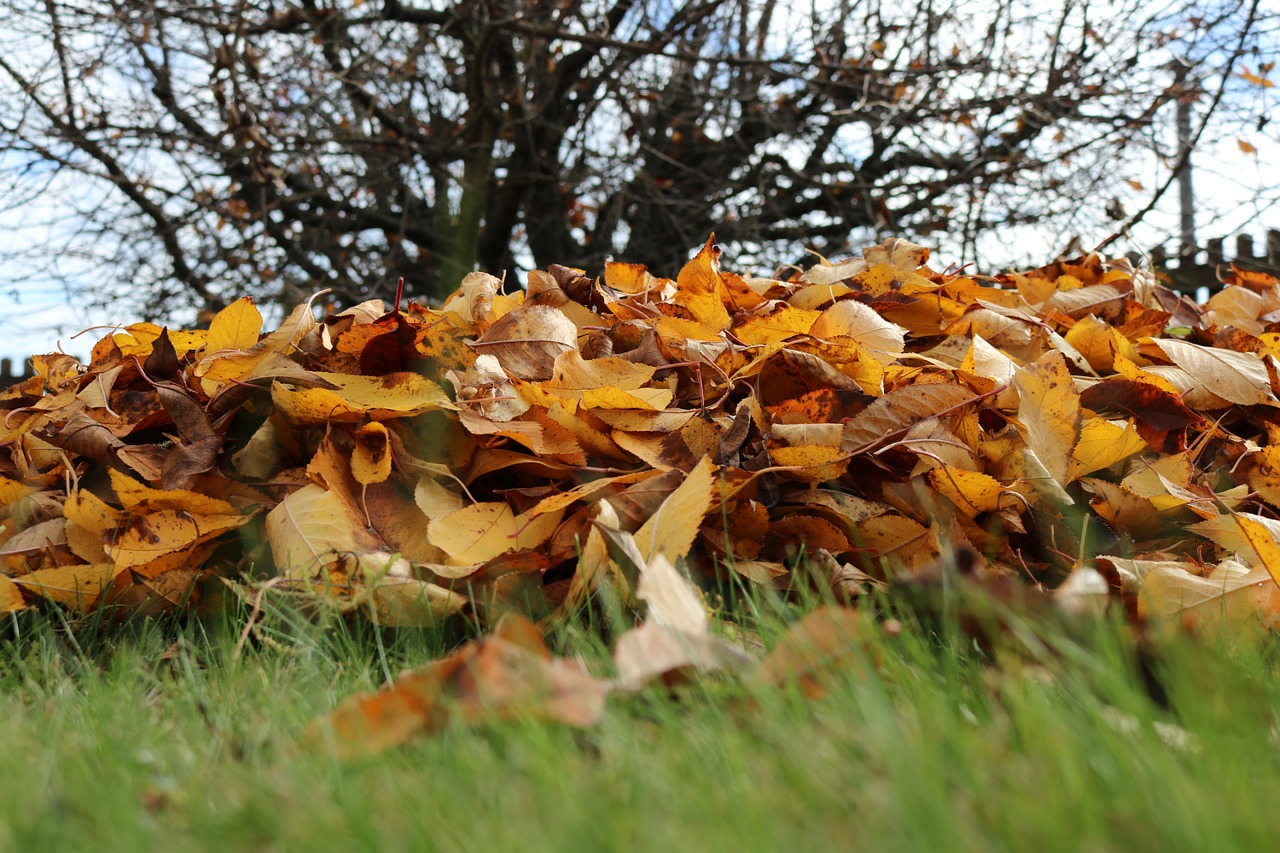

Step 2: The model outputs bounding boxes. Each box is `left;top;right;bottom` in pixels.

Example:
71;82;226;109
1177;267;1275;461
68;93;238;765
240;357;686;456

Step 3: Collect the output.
3;598;1279;852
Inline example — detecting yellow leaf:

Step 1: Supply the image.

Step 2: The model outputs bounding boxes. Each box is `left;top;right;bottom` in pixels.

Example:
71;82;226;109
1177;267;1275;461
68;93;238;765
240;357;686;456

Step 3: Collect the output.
206;296;263;352
1013;351;1079;486
111;322;164;357
863;237;930;274
107;510;244;570
809;300;907;353
926;466;1005;516
1063;315;1121;373
352;422;393;485
604;261;658;294
365;577;467;626
272;372;455;424
1238;139;1257;155
0;474;35;506
790;282;853;310
1112;354;1179;394
265;484;384;577
1237;66;1275;88
1139;563;1280;638
1;574;25;613
428;502;564;567
108;468;239;516
546;350;656;393
673;236;731;331
856;514;935;569
1234;515;1280;586
63;488;122;539
635;456;718;563
733;304;821;345
1147;338;1272;406
14;564;120;612
414;476;465;522
769;445;850;486
579;386;673;411
1069;418;1147;481
1244;445;1280;509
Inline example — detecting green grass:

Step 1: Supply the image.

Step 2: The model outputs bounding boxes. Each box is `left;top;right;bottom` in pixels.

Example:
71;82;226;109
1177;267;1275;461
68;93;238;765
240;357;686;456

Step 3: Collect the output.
2;597;1280;852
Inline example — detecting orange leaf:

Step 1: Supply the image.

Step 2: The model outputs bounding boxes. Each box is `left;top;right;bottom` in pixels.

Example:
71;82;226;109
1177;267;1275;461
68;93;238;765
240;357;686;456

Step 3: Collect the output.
305;616;611;758
673;235;732;331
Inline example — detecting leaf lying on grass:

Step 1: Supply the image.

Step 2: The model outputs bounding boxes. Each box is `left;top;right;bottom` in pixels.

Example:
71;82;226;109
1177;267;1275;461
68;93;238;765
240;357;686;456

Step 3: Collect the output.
303;614;611;759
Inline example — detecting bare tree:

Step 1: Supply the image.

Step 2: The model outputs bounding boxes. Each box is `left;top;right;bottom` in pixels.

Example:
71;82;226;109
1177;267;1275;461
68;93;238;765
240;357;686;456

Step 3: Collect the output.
0;0;1273;323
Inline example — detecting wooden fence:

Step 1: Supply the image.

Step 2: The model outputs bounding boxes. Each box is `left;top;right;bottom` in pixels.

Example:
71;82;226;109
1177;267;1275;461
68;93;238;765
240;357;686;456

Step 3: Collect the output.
1146;229;1280;295
1;357;36;390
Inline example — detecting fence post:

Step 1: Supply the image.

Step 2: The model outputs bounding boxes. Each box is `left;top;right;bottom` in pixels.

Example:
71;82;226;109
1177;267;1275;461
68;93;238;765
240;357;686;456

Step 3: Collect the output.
0;357;36;389
1149;231;1280;295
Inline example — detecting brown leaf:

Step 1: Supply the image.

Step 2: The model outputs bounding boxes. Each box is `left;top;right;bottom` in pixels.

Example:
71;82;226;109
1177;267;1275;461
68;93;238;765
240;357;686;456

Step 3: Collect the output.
305;616;611;758
841;384;976;453
757;607;877;698
469;305;579;380
1079;378;1201;434
1147;338;1273;406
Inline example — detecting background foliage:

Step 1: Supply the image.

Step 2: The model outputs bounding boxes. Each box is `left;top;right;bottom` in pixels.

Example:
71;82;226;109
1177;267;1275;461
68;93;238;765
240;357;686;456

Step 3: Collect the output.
0;0;1275;327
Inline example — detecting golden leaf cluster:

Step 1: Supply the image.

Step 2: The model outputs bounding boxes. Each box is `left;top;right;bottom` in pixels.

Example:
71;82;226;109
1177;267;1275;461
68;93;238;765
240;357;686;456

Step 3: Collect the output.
3;237;1280;641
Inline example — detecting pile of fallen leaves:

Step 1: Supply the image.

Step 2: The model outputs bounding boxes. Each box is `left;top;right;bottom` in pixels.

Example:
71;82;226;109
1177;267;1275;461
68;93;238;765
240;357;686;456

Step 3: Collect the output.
5;236;1280;697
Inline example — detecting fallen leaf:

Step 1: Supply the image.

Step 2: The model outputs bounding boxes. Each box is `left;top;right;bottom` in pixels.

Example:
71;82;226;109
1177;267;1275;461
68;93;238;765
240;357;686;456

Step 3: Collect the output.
1013;351;1079;487
428;502;564;567
272;372;455;424
206;296;263;352
1069;417;1147;481
1139;563;1280;638
13;564;120;612
352;422;393;485
1147;338;1273;406
634;456;718;564
809;299;907;353
265;484;384;576
1;575;25;613
613;552;756;690
469;304;579;380
757;607;877;698
841;384;976;454
305;615;611;758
